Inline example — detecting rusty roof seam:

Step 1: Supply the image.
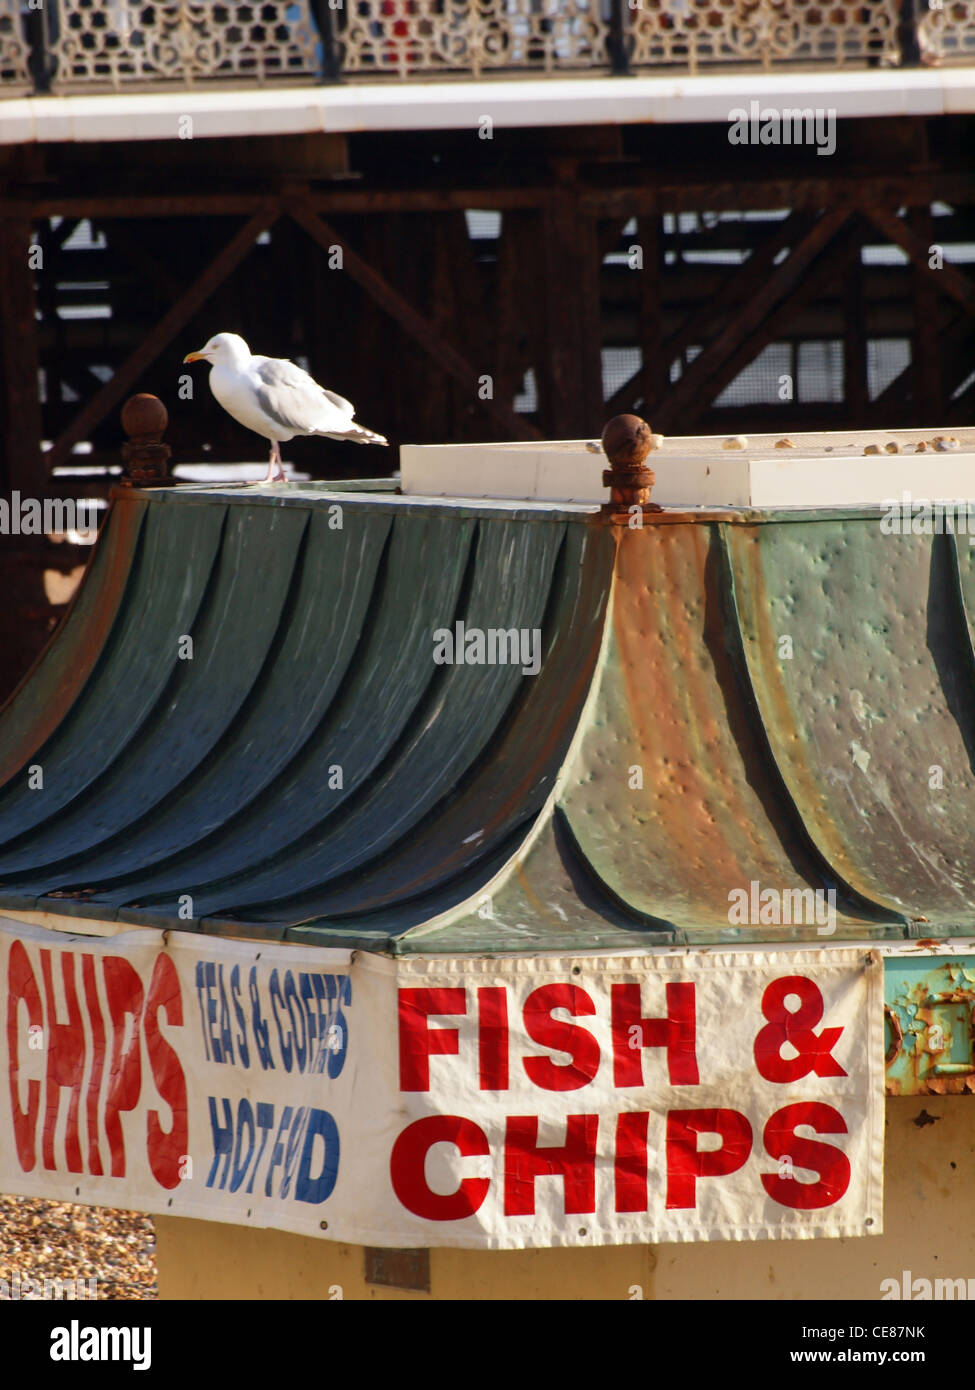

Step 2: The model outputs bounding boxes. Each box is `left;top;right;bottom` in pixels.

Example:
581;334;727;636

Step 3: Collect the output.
716;521;911;933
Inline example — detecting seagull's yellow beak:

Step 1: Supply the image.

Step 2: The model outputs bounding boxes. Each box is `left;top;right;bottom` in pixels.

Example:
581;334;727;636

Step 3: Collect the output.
183;350;207;363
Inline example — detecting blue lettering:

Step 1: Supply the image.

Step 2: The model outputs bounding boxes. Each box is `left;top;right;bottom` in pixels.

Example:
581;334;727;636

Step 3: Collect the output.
265;1105;293;1196
312;975;329;1073
229;1099;255;1193
195;962;211;1061
284;972;308;1073
328;976;350;1080
296;1110;340;1204
281;1107;307;1199
249;966;273;1070
300;973;317;1069
205;961;222;1063
231;965;250;1069
269;970;293;1072
247;1102;275;1195
206;1096;233;1189
218;964;234;1065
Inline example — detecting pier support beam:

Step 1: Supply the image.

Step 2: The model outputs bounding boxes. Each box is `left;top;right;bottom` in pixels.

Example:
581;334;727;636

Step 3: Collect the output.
0;218;44;495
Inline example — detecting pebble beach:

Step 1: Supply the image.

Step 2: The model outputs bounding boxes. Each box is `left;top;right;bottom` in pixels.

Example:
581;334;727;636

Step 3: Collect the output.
0;1195;156;1300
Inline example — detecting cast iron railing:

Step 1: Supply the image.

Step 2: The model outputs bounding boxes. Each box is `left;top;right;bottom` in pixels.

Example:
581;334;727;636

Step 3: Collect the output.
0;0;967;93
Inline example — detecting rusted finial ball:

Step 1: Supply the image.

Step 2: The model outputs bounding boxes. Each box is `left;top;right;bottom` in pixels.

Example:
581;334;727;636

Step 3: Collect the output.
600;412;658;512
120;393;172;488
122;393;168;441
601;413;653;468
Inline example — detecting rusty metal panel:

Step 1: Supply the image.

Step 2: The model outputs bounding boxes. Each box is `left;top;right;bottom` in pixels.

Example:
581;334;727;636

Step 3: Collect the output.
885;956;975;1095
726;520;975;932
559;523;898;940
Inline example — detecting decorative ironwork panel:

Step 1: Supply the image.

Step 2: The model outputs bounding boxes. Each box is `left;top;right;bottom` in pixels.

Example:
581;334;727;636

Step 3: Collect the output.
0;0;32;92
338;0;611;79
50;0;320;90
918;0;975;63
629;0;900;71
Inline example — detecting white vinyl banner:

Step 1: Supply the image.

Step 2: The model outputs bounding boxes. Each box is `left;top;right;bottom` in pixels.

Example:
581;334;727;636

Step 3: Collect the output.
0;917;884;1247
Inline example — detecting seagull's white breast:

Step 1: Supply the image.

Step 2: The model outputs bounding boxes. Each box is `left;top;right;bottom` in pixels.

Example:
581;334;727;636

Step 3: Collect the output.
208;362;294;442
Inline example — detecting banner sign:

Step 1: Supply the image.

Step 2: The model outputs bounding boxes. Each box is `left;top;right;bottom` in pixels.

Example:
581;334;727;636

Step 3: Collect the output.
0;917;884;1247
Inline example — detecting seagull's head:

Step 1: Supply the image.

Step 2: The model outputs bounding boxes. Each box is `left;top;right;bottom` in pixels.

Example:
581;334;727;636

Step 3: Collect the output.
183;332;250;367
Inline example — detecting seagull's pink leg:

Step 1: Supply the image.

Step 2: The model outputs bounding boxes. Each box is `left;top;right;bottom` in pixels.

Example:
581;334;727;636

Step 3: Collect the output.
263;440;286;484
263;442;277;484
273;440;287;482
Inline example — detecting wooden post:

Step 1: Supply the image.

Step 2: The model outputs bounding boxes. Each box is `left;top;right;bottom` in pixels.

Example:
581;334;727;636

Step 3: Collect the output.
0;218;45;496
843;239;868;422
540;168;603;438
576;211;604;430
636;214;664;414
910;204;943;425
429;217;454;441
493;213;523;416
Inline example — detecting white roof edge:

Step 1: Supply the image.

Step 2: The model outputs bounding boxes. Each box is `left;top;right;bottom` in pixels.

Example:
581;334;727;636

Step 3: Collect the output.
2;68;974;144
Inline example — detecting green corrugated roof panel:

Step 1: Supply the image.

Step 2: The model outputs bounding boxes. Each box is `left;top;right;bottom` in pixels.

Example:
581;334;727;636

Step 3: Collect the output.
0;486;969;951
727;521;975;930
2;504;392;896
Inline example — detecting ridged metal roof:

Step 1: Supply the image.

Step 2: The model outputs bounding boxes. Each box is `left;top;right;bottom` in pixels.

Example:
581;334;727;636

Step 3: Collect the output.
0;482;967;953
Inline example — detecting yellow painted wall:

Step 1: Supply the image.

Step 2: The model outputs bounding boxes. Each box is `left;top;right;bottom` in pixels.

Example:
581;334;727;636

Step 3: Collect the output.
156;1097;974;1301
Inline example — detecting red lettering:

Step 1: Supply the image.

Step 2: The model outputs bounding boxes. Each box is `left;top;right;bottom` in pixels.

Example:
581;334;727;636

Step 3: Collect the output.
504;1114;598;1215
102;957;144;1178
615;1111;650;1213
81;955;104;1176
477;987;508;1091
390;1115;490;1220
40;949;85;1173
754;976;846;1082
522;984;599;1091
7;939;41;1172
145;955;188;1191
612;982;698;1087
398;988;466;1091
762;1102;851;1210
666;1108;752;1209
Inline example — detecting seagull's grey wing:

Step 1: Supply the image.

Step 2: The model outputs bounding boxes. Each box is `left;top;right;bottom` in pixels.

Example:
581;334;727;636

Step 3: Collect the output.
252;357;345;433
322;388;355;415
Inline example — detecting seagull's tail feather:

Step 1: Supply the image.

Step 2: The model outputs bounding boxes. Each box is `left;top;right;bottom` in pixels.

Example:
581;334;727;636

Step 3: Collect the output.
323;423;389;446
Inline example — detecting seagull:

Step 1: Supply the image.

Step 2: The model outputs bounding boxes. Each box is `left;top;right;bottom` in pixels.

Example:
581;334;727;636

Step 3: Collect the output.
183;332;388;483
